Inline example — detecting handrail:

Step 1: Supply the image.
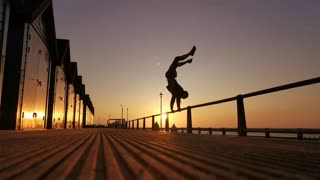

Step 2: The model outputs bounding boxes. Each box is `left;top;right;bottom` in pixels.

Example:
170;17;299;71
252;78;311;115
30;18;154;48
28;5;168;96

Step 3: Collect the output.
126;77;320;137
243;77;320;98
191;96;237;109
160;77;320;114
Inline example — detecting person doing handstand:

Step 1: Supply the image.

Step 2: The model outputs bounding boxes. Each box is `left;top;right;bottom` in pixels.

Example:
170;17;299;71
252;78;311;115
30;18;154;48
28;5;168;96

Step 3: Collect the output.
166;46;196;112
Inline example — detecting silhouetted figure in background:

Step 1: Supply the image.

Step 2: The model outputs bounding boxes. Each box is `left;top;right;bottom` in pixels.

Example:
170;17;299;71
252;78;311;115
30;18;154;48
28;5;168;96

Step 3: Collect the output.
171;123;177;132
166;46;196;111
153;121;160;131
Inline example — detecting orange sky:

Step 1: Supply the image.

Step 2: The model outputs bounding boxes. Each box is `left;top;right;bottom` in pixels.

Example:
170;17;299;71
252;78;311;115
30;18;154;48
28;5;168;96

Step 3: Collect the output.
53;0;320;128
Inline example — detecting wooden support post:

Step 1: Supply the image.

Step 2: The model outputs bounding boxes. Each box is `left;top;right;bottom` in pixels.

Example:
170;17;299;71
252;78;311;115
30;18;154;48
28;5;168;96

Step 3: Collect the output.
297;128;303;140
237;95;247;136
132;120;134;129
128;121;130;129
143;118;146;130
187;106;192;134
265;128;270;138
165;113;169;132
137;119;139;130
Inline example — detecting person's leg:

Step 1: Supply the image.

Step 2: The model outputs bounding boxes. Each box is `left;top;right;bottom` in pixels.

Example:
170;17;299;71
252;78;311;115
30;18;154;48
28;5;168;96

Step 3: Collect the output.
174;53;190;63
189;45;196;56
174;46;196;63
177;59;192;67
170;96;175;111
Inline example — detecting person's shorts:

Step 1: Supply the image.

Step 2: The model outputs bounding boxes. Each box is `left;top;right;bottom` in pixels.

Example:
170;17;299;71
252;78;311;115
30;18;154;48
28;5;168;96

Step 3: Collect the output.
167;83;185;98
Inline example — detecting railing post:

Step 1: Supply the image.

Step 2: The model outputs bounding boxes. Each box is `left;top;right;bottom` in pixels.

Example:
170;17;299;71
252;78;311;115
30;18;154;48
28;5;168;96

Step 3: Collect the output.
222;128;226;136
132;120;134;129
165;113;169;132
152;116;155;130
137;119;139;130
187;106;192;134
297;128;303;140
143;118;146;130
265;128;270;138
237;95;247;136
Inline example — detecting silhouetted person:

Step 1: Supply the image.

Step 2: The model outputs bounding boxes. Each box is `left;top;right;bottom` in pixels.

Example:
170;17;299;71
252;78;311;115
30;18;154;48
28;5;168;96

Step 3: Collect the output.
171;123;177;132
153;122;160;131
166;46;196;111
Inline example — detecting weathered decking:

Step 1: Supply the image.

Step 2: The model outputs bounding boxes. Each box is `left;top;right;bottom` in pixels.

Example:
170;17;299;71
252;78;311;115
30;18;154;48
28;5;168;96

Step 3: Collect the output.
0;128;319;179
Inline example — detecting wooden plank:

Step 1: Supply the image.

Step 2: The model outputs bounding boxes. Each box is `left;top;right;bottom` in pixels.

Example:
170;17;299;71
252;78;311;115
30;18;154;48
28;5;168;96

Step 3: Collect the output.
44;132;96;179
104;132;155;179
101;131;125;180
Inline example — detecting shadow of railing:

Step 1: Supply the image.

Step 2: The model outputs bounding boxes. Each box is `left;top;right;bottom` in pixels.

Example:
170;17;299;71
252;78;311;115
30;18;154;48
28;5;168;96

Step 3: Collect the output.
124;77;320;139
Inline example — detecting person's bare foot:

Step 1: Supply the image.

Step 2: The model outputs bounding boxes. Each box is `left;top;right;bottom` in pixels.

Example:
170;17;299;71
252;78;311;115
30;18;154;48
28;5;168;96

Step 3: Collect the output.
189;46;196;56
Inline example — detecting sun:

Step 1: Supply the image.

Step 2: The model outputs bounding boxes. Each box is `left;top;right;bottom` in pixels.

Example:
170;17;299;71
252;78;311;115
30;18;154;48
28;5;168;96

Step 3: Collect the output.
161;113;167;120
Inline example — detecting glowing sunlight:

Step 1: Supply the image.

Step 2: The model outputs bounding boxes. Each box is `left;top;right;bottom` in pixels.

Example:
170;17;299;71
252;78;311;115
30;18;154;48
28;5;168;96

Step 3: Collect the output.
161;113;167;121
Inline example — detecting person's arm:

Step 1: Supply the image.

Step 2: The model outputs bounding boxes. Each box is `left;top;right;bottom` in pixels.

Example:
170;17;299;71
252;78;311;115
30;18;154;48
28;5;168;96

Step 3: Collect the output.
176;97;181;111
170;96;175;111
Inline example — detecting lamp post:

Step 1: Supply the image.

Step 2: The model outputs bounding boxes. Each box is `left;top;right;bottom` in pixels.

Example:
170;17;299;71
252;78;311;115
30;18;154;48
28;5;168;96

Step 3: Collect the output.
108;114;110;127
121;104;124;129
127;108;128;128
160;92;163;128
121;104;123;126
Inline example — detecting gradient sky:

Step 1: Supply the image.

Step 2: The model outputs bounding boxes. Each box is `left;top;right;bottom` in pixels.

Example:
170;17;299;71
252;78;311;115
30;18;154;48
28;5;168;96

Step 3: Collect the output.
53;0;320;128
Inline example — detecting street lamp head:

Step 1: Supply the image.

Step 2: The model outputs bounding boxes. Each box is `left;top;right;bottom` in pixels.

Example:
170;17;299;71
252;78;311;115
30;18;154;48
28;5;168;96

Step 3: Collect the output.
160;92;163;96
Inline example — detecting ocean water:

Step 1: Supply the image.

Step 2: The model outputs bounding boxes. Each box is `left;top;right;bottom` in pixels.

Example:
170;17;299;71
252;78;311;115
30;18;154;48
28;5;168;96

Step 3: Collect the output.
182;130;320;139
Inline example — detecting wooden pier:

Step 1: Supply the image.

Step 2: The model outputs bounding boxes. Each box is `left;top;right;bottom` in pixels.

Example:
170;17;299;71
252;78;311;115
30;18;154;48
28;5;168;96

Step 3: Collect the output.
0;128;319;179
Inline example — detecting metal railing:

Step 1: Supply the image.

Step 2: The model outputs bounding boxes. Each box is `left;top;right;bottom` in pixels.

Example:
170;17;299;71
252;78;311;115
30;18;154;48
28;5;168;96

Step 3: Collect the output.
125;77;320;139
107;118;125;128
